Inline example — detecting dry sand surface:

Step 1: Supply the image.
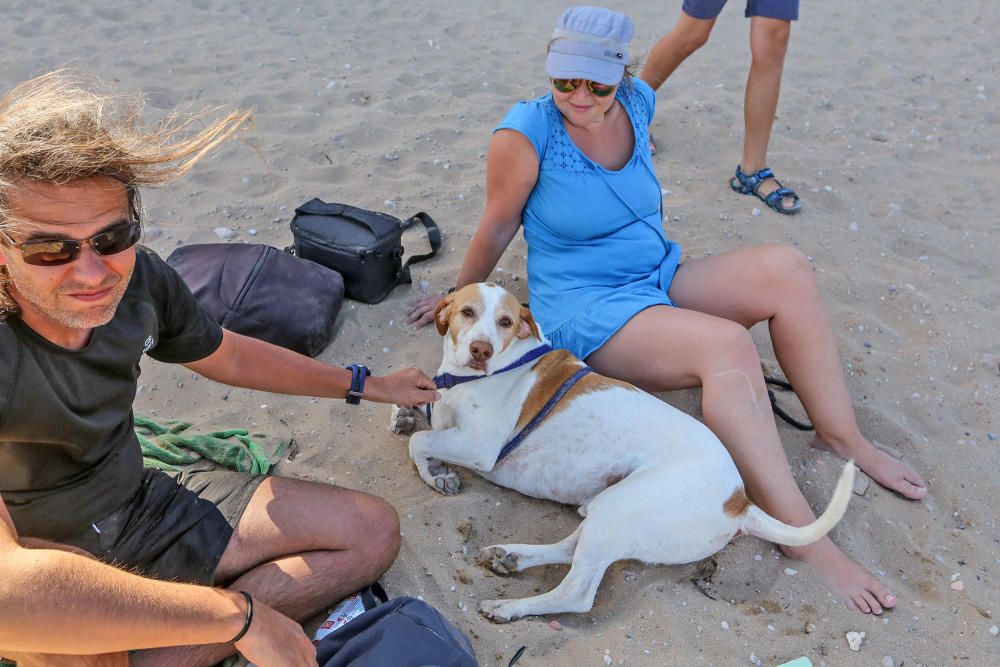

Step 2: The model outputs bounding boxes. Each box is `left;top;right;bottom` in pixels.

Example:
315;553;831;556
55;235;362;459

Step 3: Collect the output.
4;0;999;665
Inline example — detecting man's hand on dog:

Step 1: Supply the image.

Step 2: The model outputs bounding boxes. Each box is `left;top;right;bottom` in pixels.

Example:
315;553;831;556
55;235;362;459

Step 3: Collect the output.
366;367;440;406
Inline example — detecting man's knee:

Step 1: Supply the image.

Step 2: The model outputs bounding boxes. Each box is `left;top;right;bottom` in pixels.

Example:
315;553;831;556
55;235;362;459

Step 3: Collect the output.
355;495;400;577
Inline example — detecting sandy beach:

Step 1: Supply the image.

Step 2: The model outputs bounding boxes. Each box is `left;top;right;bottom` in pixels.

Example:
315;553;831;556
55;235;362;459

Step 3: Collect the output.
3;0;998;665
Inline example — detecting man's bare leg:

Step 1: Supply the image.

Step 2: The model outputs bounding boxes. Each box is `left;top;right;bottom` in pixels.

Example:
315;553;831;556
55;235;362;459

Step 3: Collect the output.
6;652;127;666
132;477;400;667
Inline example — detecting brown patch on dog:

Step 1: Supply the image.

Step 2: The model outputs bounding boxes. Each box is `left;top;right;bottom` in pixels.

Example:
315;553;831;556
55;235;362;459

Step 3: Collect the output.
499;291;540;341
514;349;640;431
434;293;454;336
723;487;751;518
605;472;627;487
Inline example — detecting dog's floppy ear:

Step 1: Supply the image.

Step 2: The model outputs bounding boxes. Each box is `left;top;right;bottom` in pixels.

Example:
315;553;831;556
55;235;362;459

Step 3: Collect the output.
517;305;540;340
434;294;455;336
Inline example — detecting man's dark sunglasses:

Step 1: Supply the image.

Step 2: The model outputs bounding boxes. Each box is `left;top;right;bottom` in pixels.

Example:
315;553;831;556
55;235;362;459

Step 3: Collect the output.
2;219;141;267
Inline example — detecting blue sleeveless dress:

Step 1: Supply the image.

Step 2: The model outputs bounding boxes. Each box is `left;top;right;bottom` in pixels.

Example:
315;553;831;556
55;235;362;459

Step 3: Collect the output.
495;79;682;360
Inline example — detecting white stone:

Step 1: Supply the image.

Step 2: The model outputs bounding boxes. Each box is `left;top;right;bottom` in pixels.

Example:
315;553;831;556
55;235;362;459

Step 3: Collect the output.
989;625;998;636
213;226;234;239
784;567;798;576
846;630;865;651
721;621;730;630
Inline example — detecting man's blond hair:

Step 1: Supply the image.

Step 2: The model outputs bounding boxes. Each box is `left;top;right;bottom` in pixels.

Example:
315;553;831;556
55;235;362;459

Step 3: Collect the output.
0;70;250;317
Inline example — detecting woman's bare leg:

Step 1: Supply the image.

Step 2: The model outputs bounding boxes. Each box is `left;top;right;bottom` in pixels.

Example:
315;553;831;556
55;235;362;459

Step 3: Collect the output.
585;245;925;613
668;244;926;499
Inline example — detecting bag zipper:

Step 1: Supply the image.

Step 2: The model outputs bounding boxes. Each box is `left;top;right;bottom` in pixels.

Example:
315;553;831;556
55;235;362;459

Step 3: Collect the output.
292;223;399;257
232;246;271;311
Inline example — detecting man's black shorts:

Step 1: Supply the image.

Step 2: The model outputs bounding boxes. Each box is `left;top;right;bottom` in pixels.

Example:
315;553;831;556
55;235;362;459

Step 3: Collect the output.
61;466;266;584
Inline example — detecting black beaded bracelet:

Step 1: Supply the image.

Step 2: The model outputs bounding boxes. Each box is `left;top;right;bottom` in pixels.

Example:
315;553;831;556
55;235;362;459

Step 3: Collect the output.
229;590;254;644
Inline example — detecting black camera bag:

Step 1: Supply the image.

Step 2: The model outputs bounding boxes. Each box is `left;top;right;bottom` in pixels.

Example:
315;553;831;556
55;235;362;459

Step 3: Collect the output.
288;199;441;304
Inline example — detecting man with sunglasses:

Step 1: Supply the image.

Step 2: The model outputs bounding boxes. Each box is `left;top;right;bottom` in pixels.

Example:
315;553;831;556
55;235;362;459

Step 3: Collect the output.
0;73;439;666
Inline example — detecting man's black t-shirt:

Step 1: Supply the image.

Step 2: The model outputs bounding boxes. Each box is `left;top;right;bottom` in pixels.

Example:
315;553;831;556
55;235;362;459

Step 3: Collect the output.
0;247;223;539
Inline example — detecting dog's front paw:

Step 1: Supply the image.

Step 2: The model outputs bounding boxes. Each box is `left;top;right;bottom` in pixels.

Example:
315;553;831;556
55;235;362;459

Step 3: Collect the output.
478;599;515;624
477;546;519;575
390;405;421;435
428;460;461;495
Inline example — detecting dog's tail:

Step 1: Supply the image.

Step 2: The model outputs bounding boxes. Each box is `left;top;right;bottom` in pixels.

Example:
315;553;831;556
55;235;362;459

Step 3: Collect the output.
741;460;856;547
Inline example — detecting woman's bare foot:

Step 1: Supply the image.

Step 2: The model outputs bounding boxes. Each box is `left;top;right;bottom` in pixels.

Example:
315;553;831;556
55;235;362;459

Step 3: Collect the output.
811;434;927;500
784;537;897;614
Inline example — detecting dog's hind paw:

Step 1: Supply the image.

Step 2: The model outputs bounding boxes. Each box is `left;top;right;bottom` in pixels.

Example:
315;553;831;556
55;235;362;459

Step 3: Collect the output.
428;461;461;495
478;599;514;624
477;546;520;575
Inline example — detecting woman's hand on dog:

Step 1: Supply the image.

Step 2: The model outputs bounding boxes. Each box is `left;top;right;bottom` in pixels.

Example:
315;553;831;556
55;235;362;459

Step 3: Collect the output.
366;367;440;406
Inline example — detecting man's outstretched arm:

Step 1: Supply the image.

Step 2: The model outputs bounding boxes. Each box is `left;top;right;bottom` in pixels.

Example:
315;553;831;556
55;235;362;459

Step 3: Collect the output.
184;328;440;406
0;500;314;665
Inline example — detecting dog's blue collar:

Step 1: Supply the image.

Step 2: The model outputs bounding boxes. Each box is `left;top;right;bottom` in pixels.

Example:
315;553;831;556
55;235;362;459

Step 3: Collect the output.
433;344;553;390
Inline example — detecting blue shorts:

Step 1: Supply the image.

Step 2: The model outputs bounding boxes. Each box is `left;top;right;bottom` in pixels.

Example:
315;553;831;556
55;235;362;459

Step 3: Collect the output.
683;0;799;21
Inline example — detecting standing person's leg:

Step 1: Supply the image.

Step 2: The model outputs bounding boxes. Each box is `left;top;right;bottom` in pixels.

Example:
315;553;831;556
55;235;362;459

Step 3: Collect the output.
639;5;720;91
640;3;721;153
133;477;400;667
735;11;799;210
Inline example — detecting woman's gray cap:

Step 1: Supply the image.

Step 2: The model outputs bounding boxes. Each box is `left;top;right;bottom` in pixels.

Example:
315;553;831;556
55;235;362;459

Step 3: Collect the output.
546;6;634;85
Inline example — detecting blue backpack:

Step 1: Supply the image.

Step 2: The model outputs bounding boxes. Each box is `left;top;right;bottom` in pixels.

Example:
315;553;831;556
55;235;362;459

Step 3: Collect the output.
315;588;478;667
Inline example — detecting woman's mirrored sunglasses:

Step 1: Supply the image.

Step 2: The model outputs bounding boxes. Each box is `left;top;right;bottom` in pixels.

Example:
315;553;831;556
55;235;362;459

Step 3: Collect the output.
2;219;141;266
551;78;617;97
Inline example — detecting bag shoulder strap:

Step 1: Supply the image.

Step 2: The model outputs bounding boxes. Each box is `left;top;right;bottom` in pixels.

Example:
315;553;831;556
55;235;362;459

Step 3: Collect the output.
395;211;442;285
360;581;389;610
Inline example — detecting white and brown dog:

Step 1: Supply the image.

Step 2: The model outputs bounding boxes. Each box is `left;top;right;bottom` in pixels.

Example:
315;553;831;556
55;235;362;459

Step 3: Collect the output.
392;283;855;623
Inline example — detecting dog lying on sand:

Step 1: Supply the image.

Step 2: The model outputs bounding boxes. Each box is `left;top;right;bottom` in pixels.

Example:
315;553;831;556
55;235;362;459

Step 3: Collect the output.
392;283;855;623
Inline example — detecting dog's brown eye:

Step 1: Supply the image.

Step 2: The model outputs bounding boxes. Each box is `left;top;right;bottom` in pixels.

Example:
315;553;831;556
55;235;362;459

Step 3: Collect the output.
498;317;513;328
460;307;474;318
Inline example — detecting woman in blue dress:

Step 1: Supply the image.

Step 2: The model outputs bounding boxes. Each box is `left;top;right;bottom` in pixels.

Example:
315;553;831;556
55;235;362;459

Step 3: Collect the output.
409;6;925;615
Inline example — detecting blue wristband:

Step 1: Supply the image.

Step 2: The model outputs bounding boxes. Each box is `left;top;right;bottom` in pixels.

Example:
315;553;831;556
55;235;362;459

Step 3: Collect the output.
345;364;371;405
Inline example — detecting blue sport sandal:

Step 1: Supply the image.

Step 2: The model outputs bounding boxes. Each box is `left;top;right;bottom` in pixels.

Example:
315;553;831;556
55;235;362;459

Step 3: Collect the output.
730;165;802;215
